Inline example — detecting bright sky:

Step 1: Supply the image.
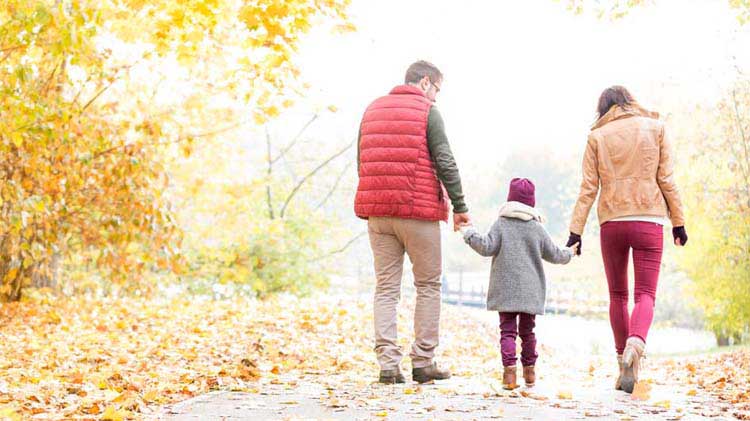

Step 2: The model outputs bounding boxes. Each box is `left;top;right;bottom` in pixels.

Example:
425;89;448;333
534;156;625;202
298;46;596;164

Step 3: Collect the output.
293;0;750;167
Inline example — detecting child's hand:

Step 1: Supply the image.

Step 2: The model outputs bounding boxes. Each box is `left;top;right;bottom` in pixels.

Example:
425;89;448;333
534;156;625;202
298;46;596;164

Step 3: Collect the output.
567;242;580;256
458;223;474;235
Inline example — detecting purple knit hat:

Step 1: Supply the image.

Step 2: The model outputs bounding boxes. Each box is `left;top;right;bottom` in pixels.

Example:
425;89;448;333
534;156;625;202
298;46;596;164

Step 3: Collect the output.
507;178;536;208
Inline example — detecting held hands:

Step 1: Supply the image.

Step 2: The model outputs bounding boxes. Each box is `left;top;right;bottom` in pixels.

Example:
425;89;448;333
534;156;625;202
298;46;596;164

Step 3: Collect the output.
457;222;474;235
672;226;688;246
566;233;582;256
453;212;471;232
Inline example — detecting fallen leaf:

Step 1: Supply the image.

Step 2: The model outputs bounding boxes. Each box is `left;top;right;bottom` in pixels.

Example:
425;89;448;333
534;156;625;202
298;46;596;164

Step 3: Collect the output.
101;405;128;421
631;382;652;401
557;390;573;399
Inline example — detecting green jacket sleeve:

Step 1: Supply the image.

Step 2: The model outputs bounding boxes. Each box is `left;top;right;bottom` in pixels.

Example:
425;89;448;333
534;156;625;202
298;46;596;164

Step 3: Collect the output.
427;106;468;213
357;126;361;171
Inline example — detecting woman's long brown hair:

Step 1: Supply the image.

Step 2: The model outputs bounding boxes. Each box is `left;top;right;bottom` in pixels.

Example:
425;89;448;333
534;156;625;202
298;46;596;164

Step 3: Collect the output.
597;86;635;118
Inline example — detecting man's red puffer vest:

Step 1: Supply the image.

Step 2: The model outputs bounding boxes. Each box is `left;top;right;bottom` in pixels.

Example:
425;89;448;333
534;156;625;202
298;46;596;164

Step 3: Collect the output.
354;85;449;222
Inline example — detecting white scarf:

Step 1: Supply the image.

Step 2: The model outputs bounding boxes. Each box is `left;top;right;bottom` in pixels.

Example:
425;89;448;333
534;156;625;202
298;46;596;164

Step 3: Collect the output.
499;201;546;223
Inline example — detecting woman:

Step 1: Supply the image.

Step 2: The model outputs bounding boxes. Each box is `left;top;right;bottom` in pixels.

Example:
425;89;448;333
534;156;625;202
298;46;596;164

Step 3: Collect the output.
566;86;688;394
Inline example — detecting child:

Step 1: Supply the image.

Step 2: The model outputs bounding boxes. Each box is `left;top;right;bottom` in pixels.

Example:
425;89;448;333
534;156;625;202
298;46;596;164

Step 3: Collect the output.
460;178;578;389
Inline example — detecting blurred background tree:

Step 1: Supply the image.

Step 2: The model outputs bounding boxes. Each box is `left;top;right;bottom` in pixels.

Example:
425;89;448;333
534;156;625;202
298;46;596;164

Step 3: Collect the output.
0;0;351;301
676;78;750;345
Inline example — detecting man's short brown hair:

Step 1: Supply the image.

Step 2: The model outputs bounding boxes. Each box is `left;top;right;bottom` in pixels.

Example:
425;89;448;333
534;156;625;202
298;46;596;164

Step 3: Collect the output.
404;60;443;84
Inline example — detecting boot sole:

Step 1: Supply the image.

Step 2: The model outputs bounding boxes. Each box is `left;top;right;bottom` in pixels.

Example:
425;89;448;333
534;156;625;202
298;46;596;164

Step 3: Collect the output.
413;374;451;384
378;377;405;384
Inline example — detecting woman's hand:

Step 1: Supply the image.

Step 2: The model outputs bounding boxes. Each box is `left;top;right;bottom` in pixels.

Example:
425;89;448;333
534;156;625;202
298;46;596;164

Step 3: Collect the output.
672;226;688;246
566;233;582;255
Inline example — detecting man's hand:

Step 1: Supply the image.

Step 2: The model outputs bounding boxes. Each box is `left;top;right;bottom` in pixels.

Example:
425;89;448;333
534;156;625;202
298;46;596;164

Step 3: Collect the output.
453;213;470;232
567;242;580;256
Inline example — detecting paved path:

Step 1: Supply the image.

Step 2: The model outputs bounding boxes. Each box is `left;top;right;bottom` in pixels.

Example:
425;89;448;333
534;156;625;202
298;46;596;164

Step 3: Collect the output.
158;307;735;420
160;361;731;420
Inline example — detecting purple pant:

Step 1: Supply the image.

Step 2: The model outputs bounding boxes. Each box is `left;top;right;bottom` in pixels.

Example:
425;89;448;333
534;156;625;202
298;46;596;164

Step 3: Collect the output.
499;312;538;367
600;221;663;355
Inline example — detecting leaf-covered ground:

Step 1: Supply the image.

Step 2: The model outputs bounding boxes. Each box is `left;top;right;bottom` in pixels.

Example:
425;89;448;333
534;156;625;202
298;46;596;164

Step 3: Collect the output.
0;294;748;420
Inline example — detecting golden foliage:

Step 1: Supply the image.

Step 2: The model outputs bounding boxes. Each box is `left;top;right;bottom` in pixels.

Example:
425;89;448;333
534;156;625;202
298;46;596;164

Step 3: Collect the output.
0;0;351;300
676;80;750;342
561;0;750;23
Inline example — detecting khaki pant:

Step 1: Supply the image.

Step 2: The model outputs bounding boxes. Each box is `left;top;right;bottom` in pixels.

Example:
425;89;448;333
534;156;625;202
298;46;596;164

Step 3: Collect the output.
368;217;442;370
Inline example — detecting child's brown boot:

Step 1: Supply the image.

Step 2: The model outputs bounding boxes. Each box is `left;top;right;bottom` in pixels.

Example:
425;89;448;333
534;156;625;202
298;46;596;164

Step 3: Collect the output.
523;365;535;387
503;365;518;389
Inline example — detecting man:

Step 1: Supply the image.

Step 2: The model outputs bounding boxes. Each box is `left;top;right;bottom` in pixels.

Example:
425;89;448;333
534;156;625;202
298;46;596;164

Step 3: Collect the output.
354;60;470;384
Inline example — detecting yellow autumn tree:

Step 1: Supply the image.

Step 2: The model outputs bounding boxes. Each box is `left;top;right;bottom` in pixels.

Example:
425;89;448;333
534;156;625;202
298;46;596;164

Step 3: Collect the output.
0;0;351;301
676;80;750;345
561;0;750;23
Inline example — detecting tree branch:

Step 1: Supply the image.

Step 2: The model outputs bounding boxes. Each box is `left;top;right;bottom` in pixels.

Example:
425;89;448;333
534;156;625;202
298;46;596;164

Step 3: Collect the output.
70;73;94;107
309;231;366;262
315;161;352;210
79;62;140;114
270;114;318;164
0;49;15;65
40;58;63;95
265;127;275;219
730;89;750;208
79;82;113;114
90;117;253;160
0;45;25;53
279;139;354;218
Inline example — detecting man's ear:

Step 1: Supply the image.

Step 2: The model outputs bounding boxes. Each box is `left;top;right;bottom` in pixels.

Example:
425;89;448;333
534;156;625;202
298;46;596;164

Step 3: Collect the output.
419;76;430;91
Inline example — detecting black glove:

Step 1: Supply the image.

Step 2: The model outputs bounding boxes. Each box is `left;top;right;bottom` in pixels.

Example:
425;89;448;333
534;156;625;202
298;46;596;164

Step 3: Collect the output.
672;226;688;246
566;232;582;255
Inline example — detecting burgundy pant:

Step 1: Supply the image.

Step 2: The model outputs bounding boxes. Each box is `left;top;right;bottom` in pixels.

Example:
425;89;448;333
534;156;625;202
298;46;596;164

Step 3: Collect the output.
600;221;663;355
499;312;537;367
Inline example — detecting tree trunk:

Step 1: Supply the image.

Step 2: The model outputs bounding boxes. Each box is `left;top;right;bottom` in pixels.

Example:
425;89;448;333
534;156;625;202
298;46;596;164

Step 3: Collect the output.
0;235;22;302
0;270;23;302
31;253;60;290
716;333;730;347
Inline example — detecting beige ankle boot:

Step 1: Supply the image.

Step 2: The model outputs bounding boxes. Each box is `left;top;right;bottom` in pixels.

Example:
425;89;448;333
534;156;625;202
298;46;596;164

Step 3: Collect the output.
615;354;625;390
621;337;645;393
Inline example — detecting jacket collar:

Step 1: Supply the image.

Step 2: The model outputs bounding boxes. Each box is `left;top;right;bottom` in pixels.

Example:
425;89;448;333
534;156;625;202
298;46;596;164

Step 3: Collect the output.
591;102;660;131
499;201;545;223
389;84;427;97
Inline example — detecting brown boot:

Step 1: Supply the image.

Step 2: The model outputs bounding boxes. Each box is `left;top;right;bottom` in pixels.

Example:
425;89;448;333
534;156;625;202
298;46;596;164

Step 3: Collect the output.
412;363;451;384
523;366;535;387
502;365;518;390
621;337;645;393
614;354;625;390
378;368;405;384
